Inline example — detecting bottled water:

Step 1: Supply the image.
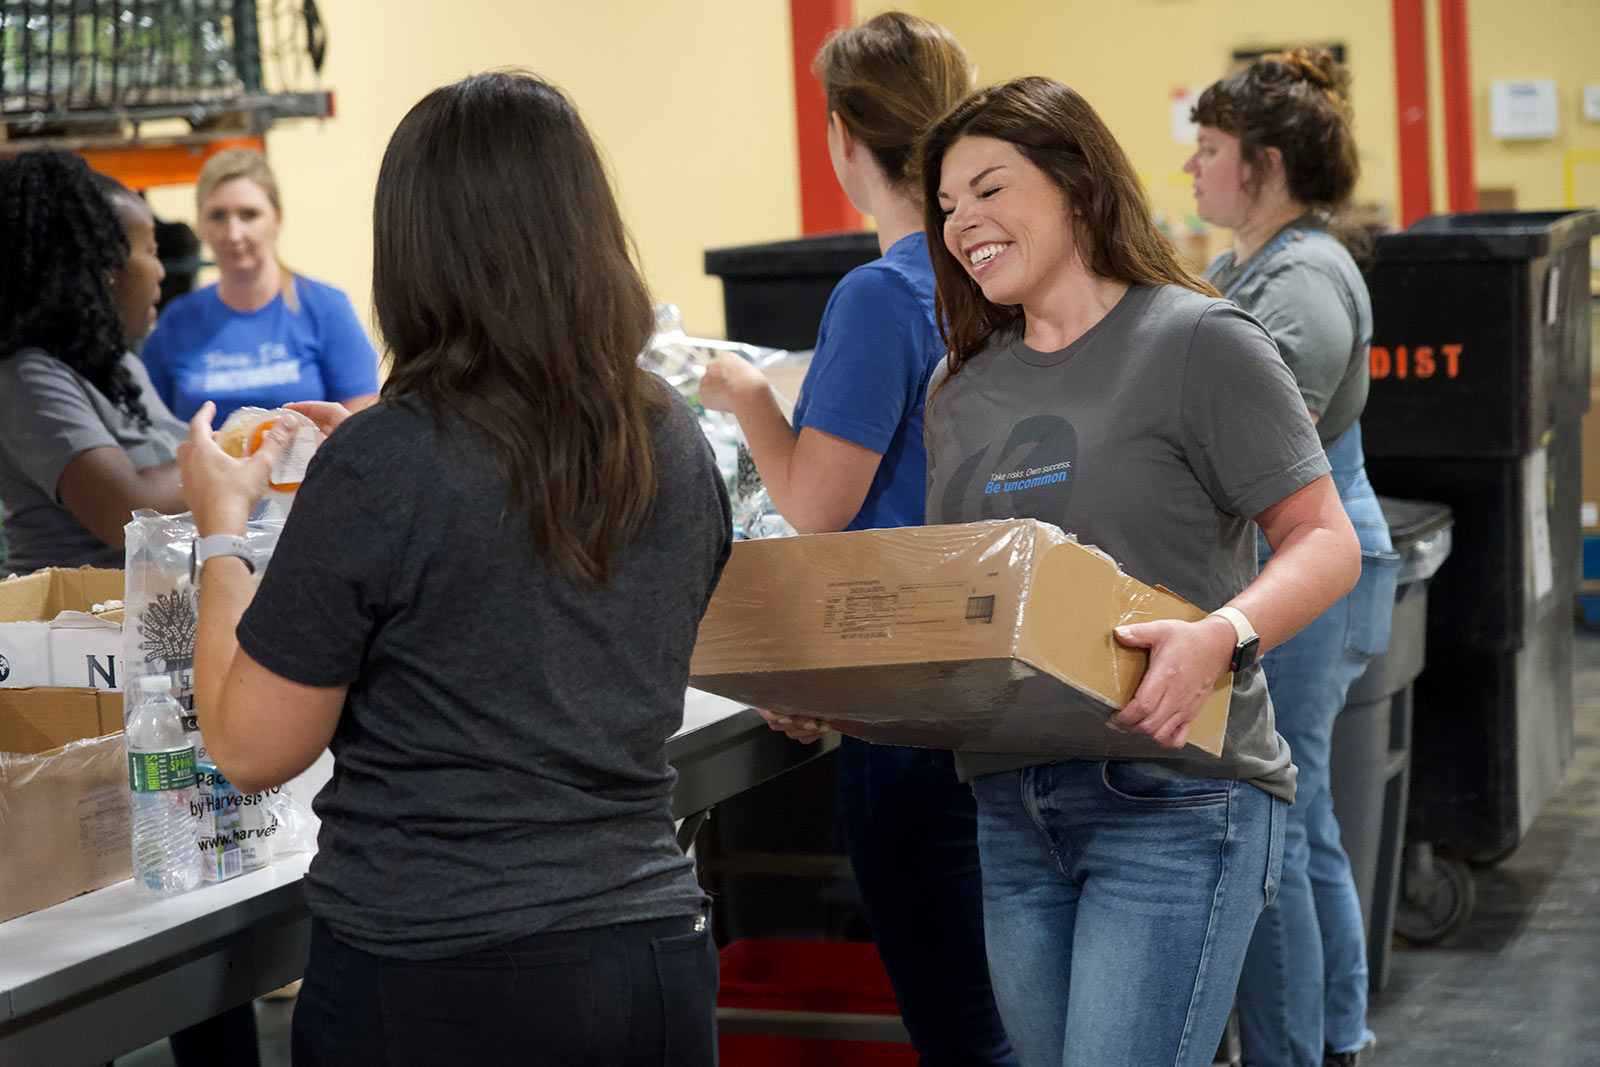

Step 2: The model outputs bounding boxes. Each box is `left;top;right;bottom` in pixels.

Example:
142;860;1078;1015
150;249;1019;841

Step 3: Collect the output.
126;674;202;894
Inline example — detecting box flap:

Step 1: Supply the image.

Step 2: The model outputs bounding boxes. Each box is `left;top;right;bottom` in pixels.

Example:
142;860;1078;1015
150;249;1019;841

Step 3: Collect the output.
0;687;112;755
0;567;124;624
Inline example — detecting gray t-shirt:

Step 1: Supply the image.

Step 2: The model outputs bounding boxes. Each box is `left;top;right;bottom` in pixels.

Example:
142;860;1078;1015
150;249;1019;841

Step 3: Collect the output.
1205;220;1372;445
924;284;1329;800
236;385;732;959
0;349;186;576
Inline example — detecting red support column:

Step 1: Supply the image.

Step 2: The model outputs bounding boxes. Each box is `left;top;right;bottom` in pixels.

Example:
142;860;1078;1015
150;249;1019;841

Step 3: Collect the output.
1438;0;1477;213
1392;0;1433;228
790;0;856;234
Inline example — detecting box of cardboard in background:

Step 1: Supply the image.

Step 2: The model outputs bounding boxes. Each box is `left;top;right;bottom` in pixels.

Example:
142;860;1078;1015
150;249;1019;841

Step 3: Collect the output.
0;686;130;923
689;519;1233;758
0;567;124;689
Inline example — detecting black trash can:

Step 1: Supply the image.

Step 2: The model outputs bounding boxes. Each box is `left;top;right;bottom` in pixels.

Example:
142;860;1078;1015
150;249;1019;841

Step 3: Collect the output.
704;231;880;351
1329;496;1452;991
1363;208;1599;863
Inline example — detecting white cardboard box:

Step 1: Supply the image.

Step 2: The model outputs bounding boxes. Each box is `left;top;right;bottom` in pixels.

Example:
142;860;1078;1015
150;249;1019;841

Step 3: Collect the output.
0;568;124;689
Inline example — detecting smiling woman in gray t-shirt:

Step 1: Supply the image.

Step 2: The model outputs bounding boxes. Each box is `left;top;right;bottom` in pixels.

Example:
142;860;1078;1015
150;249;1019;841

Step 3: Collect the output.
915;77;1362;1067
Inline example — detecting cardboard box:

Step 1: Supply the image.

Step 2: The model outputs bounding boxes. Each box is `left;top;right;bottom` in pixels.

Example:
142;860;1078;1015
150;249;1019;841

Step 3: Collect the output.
0;567;125;689
689;520;1232;758
0;686;131;923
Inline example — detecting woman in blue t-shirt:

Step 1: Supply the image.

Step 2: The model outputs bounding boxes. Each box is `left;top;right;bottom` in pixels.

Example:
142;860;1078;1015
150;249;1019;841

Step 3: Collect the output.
140;148;379;425
699;13;1016;1065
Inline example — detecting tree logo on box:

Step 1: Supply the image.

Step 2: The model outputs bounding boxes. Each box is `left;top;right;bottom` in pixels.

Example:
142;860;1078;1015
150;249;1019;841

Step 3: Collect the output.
137;589;197;671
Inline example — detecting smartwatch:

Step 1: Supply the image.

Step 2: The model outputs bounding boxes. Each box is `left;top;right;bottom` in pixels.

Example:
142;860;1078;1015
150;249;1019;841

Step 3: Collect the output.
1209;606;1260;673
190;534;256;581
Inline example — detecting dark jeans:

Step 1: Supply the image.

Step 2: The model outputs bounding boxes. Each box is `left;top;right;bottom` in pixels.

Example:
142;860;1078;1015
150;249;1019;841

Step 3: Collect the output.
835;737;1018;1066
169;1004;260;1067
291;912;717;1067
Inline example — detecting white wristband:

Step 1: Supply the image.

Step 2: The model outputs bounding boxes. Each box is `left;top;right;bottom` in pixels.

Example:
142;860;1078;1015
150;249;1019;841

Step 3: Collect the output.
1207;605;1255;644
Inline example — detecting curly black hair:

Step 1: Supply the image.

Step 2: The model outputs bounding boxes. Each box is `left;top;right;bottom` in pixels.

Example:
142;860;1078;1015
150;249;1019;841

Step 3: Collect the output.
0;149;151;428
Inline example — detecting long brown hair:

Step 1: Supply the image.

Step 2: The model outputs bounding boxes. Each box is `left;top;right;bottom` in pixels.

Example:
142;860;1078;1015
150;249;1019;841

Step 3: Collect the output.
920;77;1215;383
372;71;664;588
812;11;973;193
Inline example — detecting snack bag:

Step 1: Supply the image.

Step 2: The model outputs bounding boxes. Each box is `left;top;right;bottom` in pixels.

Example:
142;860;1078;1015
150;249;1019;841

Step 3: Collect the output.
215;407;323;496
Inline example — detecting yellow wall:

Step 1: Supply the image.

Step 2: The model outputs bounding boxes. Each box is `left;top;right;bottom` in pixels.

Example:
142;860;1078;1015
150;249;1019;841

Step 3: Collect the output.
1464;0;1600;213
896;0;1399;259
153;0;803;341
146;1;1599;345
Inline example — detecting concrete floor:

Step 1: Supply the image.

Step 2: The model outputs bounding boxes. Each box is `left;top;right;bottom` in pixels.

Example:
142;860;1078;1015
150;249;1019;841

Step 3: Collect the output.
116;627;1600;1067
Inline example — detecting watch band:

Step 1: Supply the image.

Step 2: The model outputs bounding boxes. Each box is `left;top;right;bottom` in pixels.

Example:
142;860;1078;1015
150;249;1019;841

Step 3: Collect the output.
1208;606;1255;645
1208;605;1260;672
191;534;256;578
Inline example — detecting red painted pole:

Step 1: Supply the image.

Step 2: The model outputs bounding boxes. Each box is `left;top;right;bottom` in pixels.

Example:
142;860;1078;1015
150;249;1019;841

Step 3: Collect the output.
1392;0;1433;228
790;0;857;234
1438;0;1478;213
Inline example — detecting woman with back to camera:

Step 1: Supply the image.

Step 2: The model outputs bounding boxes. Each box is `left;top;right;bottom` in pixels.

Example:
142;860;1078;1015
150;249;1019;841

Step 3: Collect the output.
177;71;731;1066
141;147;380;425
698;12;1017;1064
0;150;185;576
1186;47;1397;1067
919;77;1361;1067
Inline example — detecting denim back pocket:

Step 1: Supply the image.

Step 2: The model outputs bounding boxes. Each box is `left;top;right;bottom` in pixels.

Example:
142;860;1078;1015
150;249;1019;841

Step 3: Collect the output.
1099;760;1230;807
1345;534;1401;658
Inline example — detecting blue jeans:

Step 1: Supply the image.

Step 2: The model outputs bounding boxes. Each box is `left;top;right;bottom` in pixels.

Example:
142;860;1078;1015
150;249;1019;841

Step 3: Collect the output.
1237;424;1400;1066
836;737;1018;1065
974;759;1285;1067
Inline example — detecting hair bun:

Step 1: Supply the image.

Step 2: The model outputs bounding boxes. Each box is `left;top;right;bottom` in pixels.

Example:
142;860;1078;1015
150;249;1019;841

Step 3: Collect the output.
1278;46;1351;102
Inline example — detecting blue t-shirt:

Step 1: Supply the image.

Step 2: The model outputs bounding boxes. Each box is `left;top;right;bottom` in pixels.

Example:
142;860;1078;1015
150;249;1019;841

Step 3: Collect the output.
141;276;380;424
791;232;942;531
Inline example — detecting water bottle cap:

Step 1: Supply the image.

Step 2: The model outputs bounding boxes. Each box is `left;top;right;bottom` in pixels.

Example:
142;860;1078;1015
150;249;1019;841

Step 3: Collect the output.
136;674;173;695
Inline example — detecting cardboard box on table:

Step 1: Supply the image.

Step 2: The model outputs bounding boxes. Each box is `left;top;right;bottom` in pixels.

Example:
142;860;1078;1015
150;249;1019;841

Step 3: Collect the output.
0;686;131;924
0;567;125;688
689;519;1233;759
0;567;129;923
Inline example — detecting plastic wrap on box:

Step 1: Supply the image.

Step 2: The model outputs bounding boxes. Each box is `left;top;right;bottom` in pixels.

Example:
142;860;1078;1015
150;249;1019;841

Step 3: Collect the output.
688;519;1233;758
640;304;801;540
0;731;131;923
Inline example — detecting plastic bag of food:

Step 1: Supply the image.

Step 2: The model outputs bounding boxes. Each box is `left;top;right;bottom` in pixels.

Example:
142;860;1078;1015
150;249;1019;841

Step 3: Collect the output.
215;406;324;502
640;304;800;540
121;507;321;862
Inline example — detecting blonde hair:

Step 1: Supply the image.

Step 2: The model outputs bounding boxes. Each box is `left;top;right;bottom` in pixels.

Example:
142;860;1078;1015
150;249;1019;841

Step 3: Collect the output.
195;147;299;313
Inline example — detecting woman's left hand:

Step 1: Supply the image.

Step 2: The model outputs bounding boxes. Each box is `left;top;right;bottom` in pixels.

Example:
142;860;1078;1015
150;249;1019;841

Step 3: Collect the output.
177;402;294;537
1109;617;1236;749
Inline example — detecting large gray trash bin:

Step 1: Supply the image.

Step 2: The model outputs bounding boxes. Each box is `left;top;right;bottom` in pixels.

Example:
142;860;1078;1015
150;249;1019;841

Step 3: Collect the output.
1329;496;1453;991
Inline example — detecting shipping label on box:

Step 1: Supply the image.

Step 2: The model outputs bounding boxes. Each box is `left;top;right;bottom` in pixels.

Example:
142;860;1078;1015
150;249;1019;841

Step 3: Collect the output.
690;519;1232;758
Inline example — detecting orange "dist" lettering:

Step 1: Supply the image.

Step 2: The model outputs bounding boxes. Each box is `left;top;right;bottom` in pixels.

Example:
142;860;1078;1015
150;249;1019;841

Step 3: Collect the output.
1369;343;1462;380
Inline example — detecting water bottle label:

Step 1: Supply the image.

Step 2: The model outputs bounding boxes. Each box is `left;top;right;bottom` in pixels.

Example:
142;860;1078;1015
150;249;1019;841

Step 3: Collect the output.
128;748;197;792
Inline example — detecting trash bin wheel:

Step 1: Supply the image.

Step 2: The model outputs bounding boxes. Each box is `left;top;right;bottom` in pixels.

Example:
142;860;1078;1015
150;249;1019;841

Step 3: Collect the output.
1395;850;1475;945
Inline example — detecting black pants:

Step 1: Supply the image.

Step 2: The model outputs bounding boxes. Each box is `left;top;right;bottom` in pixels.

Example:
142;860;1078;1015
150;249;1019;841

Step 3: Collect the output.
291;913;717;1066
